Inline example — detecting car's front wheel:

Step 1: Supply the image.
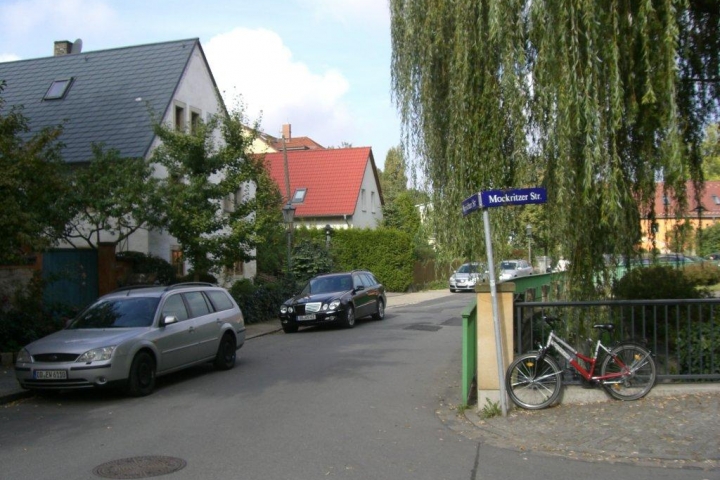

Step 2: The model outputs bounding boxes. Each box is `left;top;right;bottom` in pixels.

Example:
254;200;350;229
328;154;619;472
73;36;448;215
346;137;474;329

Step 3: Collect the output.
372;299;385;320
343;306;356;328
213;333;236;370
282;323;299;333
126;351;156;397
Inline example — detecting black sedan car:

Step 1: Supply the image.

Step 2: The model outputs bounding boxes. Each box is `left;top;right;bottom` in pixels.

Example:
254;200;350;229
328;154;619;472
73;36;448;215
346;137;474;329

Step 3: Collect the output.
279;270;386;333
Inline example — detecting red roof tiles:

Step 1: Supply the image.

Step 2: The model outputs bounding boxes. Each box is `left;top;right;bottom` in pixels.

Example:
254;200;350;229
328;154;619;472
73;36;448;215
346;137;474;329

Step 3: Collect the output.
263;147;378;218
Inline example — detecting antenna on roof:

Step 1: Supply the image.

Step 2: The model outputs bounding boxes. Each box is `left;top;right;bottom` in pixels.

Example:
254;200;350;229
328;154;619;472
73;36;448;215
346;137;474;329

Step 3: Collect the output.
70;39;83;54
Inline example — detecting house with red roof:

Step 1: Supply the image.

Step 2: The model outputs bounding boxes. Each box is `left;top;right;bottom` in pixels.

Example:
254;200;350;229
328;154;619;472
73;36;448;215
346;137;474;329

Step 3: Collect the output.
253;124;325;153
263;146;384;230
641;180;720;253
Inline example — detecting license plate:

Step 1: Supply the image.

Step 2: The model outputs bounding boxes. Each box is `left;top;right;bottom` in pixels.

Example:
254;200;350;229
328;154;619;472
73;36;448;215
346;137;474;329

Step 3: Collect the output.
297;314;316;321
34;370;67;380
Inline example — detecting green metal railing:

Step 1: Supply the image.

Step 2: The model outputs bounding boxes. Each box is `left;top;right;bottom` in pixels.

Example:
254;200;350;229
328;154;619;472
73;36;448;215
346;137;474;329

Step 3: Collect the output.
461;298;477;405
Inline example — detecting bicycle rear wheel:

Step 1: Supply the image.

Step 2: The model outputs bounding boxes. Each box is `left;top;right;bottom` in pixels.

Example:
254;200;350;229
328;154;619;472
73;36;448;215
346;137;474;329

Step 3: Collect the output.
506;353;562;410
600;343;656;401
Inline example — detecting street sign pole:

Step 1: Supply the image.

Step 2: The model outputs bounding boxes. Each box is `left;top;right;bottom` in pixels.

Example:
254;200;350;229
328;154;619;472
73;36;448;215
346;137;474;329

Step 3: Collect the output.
463;186;546;418
481;207;508;417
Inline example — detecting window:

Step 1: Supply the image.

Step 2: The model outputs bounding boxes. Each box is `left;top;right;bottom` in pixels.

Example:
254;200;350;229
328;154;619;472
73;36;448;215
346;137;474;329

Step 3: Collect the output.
292;188;307;203
207;291;234;312
190;109;201;134
184;291;212;317
44;78;73;100
161;294;189;322
171;248;184;276
713;195;720;206
174;103;186;131
371;191;376;213
361;189;367;211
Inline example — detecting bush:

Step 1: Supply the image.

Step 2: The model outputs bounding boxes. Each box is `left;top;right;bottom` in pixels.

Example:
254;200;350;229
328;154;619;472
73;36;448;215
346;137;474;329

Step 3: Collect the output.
229;277;292;324
612;265;710;300
677;321;720;375
116;251;176;286
0;274;74;352
681;263;720;287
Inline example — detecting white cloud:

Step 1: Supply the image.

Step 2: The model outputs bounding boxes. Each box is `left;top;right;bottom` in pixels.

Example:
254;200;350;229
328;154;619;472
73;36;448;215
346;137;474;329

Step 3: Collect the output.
204;27;352;144
0;54;21;63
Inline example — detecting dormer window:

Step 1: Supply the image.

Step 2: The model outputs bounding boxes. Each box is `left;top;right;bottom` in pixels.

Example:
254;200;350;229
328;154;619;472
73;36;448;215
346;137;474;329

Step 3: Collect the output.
713;195;720;206
292;188;307;203
44;78;73;100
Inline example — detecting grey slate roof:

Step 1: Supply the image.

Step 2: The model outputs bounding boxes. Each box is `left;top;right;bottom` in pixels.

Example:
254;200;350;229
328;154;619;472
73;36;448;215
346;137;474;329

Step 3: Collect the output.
0;38;202;163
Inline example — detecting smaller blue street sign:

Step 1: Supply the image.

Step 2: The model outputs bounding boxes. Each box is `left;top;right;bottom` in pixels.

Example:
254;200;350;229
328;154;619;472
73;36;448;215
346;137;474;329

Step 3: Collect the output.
480;187;547;208
462;193;480;216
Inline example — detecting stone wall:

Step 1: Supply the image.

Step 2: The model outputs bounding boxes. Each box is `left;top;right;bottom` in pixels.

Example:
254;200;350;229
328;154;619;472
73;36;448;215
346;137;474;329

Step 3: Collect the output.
0;266;36;303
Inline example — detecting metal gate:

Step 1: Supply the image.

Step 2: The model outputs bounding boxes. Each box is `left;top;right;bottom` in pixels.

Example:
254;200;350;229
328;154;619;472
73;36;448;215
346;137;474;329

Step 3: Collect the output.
42;249;98;309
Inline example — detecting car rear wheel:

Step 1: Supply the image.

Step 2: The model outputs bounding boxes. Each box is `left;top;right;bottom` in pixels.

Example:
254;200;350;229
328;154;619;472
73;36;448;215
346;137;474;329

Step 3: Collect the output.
343;306;356;328
372;299;385;320
126;351;156;397
213;333;236;370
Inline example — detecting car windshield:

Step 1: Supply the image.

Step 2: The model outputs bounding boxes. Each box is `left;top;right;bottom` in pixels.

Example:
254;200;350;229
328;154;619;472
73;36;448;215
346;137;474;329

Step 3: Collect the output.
500;261;517;270
68;297;160;329
457;264;479;274
304;275;353;295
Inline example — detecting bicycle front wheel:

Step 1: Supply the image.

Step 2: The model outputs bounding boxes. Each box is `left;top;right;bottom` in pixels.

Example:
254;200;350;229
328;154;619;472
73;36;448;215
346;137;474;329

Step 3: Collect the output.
506;353;563;410
600;343;656;401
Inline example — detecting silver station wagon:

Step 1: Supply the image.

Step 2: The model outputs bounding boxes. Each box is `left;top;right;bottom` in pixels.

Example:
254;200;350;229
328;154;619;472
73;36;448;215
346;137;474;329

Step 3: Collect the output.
15;283;245;396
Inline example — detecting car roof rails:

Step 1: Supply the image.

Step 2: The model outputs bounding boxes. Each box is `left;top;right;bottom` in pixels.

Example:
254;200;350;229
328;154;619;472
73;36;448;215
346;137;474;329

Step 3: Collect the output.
164;282;216;291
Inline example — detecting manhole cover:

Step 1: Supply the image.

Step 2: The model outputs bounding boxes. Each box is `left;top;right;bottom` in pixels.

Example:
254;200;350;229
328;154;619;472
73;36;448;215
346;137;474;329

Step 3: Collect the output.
404;324;442;332
93;456;187;479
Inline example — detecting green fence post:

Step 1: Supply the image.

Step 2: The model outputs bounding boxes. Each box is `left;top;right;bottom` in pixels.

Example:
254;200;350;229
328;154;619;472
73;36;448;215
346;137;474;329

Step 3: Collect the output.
462;298;478;405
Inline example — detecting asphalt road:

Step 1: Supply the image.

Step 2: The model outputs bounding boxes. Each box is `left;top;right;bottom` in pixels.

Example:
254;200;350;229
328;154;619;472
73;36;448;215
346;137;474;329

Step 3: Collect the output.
0;294;715;480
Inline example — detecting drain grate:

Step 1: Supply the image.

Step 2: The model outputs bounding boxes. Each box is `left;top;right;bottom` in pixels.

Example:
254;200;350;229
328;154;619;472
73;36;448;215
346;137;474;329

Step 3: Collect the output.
93;456;186;479
404;323;442;332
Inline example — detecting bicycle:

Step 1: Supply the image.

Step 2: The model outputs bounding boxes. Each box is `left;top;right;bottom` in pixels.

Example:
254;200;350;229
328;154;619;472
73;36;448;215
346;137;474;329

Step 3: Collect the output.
505;315;657;410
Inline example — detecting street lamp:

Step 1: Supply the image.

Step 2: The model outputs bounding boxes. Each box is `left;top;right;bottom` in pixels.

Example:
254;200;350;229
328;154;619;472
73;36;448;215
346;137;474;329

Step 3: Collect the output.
324;224;334;249
526;224;532;266
693;205;706;257
282;202;296;274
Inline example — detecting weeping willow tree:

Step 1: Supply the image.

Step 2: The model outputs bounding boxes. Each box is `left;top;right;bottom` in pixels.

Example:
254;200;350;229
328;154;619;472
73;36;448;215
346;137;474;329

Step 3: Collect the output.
391;0;719;297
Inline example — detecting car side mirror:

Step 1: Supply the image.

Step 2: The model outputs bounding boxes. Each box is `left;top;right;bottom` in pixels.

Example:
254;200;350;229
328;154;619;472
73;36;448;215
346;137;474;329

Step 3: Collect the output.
161;315;178;327
354;285;365;292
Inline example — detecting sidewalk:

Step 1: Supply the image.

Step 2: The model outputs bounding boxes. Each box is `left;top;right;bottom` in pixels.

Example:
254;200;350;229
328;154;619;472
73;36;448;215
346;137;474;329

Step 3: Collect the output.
3;290;719;471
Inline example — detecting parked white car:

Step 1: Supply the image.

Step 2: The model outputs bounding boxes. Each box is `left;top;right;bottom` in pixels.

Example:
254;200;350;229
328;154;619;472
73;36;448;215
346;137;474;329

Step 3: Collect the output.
498;259;533;281
449;262;487;292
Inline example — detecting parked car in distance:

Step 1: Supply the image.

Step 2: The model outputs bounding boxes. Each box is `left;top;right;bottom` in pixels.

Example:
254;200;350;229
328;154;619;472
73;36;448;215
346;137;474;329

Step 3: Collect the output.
279;270;386;333
449;262;487;292
15;283;245;397
498;259;533;281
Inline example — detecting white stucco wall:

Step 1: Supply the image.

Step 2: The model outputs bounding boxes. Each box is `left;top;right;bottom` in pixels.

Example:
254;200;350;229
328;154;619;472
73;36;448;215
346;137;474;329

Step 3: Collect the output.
351;160;383;228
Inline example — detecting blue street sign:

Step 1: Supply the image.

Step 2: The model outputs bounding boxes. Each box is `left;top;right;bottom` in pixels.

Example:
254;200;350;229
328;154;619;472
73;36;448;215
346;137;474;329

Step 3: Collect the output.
480;187;547;208
462;193;480;216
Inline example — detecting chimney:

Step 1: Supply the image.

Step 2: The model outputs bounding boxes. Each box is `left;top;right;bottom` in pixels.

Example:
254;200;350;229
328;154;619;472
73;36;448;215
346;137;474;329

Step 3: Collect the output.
54;40;73;56
282;124;292;140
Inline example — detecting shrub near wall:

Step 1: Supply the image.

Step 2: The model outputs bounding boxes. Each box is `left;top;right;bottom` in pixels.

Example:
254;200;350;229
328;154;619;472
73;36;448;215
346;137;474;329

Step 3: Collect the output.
332;228;414;292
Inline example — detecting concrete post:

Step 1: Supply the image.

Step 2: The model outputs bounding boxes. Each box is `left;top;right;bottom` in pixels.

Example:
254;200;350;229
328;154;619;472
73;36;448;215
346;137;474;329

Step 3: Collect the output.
475;282;515;409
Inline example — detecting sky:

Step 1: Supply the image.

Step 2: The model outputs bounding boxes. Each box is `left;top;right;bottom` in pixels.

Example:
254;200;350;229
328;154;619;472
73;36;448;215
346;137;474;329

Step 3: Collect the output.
0;0;400;169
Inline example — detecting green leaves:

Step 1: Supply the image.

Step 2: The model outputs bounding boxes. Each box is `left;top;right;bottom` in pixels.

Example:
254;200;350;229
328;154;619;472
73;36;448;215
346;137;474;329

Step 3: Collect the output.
390;0;717;298
0;82;73;263
150;106;262;278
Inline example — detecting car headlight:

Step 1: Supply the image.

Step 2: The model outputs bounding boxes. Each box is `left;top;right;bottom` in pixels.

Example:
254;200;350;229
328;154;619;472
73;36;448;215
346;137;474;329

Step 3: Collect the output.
280;305;288;314
328;300;341;310
76;346;116;363
16;348;32;364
